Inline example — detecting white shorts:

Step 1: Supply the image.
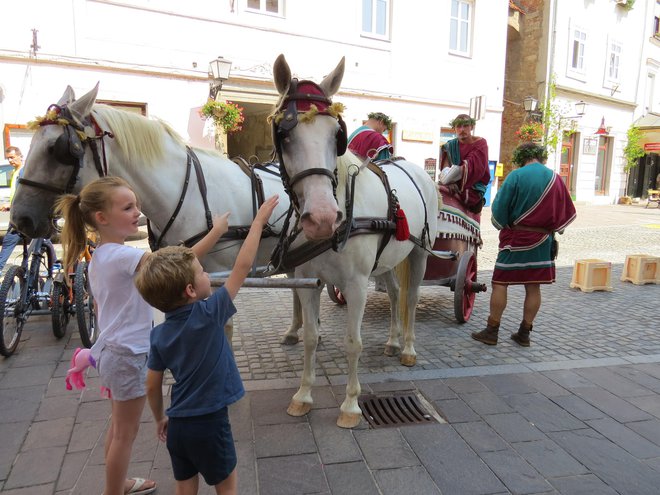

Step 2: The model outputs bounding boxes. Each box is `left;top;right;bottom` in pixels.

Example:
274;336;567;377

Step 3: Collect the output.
97;346;148;401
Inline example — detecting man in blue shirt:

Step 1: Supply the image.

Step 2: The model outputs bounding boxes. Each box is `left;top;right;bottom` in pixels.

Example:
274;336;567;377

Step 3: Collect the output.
0;146;25;274
136;195;278;495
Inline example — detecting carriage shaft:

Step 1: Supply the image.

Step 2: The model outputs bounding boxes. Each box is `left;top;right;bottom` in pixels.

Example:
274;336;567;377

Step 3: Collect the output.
210;276;322;289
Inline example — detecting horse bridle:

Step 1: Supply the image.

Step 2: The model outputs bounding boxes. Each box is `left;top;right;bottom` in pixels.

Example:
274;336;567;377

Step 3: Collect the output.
271;78;347;212
18;104;112;196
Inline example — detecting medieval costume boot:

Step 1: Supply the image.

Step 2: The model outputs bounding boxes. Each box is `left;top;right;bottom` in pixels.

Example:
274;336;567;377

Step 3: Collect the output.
471;317;499;345
511;320;532;347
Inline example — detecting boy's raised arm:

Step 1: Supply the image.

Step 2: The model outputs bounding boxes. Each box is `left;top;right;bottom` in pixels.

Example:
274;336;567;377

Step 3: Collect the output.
224;195;279;300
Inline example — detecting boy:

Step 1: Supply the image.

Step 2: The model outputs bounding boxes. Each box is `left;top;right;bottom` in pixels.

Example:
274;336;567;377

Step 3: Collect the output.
135;195;278;495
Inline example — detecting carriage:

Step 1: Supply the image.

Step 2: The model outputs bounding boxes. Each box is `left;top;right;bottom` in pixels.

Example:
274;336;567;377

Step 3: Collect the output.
422;188;487;323
327;183;488;323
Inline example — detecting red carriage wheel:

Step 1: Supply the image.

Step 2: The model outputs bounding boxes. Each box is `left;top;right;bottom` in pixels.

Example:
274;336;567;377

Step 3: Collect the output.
453;250;477;323
326;284;347;305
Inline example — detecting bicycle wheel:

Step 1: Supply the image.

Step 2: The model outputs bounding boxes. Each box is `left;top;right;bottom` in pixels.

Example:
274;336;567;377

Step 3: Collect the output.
33;240;55;311
75;261;97;348
51;280;70;339
0;265;27;357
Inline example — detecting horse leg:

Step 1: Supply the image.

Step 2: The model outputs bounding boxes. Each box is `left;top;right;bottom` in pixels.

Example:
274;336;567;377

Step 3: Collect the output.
280;273;303;345
399;251;426;367
287;286;322;417
382;270;402;357
337;283;368;428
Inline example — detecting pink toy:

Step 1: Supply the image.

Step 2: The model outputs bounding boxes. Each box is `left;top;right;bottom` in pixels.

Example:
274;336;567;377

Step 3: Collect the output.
65;347;96;391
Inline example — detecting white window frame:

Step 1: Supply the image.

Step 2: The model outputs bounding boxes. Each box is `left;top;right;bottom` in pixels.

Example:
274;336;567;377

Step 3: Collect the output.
245;0;283;17
604;37;622;87
567;23;588;81
449;0;473;57
647;72;656;113
361;0;390;40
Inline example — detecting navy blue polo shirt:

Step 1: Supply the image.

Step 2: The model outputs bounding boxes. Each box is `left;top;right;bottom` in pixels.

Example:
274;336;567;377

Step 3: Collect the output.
147;287;244;417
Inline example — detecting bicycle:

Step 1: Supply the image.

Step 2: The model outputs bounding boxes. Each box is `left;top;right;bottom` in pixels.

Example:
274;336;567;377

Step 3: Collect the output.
70;239;97;348
0;234;58;356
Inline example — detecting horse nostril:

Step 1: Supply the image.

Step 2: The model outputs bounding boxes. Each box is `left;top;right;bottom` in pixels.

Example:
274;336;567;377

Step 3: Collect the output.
336;211;343;223
301;211;312;222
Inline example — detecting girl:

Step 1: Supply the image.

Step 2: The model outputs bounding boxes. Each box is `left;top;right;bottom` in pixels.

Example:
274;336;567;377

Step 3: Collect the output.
56;176;229;495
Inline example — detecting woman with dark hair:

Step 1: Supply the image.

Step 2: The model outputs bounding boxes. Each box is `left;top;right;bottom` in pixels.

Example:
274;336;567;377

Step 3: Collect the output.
471;142;576;347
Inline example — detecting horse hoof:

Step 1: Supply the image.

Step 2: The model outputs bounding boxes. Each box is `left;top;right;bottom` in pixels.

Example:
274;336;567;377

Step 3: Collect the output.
383;345;399;357
337;411;362;428
400;354;417;367
287;400;311;417
280;334;299;346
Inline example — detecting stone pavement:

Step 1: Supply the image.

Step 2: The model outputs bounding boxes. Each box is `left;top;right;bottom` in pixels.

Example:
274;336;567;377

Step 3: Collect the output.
1;203;660;494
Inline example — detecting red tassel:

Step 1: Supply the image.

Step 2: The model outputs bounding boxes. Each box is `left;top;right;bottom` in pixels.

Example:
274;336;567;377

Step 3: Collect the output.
395;207;410;241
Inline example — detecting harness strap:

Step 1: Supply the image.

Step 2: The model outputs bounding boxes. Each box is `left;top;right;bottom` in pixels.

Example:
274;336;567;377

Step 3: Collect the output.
377;158;432;249
147;148;194;251
269;217;397;275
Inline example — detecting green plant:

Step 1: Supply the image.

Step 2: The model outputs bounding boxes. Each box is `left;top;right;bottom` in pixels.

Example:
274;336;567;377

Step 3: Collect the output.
623;125;645;172
616;0;635;12
200;100;245;133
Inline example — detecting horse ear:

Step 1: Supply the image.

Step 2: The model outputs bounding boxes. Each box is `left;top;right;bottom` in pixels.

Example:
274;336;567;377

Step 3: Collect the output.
319;57;345;98
57;85;76;106
273;54;291;95
69;82;99;124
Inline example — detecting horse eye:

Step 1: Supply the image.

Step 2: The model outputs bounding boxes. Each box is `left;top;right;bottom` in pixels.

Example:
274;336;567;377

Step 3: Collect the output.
47;144;54;155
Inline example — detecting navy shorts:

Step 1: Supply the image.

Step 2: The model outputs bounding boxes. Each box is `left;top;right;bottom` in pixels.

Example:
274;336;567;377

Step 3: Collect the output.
166;407;236;485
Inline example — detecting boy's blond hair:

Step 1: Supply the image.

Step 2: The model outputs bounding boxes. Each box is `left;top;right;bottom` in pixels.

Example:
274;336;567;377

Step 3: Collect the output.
135;246;197;312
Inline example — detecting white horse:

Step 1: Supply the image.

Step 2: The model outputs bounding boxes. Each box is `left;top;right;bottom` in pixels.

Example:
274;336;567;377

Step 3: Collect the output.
9;85;298;341
271;54;439;428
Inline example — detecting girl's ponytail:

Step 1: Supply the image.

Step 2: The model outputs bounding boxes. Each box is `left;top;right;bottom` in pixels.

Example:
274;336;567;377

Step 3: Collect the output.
54;193;88;272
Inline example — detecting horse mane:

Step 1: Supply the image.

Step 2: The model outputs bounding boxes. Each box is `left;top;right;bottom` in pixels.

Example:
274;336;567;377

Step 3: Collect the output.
92;104;197;166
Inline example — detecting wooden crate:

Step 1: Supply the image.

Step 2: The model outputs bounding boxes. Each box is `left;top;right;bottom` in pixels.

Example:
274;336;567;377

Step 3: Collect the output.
621;254;660;285
570;259;613;293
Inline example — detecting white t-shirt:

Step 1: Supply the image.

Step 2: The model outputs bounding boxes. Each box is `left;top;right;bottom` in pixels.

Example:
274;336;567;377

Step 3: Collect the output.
89;243;153;360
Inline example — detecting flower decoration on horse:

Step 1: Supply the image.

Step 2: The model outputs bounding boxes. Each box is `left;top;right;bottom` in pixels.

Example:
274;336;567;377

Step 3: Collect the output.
516;121;544;143
200;100;245;134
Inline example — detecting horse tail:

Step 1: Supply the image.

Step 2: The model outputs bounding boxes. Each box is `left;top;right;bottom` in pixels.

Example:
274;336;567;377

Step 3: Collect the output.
394;257;411;329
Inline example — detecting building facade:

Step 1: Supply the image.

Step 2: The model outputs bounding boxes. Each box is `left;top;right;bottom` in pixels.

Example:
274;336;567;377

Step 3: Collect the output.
502;0;655;204
1;0;508;178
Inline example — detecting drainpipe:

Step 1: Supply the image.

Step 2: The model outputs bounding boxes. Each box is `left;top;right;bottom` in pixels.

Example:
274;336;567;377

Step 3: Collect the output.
544;0;558;168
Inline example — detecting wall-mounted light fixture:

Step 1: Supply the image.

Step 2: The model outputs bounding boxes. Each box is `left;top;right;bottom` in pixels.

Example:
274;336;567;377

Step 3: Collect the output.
595;116;609;135
522;97;588;122
208;56;232;100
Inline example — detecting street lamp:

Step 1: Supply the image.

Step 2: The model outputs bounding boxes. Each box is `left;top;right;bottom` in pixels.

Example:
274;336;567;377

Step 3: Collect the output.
208;56;232;100
523;96;538;113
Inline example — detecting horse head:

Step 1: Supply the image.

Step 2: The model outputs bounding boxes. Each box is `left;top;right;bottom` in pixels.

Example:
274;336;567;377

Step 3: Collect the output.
11;84;103;238
272;54;347;241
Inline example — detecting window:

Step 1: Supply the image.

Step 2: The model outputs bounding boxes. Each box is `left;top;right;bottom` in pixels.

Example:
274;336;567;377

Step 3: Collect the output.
568;26;587;75
247;0;282;15
654;16;660;39
646;72;656;113
362;0;390;38
605;39;622;84
449;0;472;55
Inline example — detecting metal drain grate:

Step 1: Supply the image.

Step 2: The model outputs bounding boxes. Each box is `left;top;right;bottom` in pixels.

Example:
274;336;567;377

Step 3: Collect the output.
359;392;442;429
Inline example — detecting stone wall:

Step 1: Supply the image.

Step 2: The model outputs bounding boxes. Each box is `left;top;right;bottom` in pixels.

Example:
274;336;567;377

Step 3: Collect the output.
500;0;546;176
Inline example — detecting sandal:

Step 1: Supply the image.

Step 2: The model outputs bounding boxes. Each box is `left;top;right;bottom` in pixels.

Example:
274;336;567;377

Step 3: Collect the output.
126;477;156;495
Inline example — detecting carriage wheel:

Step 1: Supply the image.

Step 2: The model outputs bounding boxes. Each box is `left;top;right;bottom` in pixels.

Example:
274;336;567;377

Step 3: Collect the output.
326;284;346;305
453;251;477;323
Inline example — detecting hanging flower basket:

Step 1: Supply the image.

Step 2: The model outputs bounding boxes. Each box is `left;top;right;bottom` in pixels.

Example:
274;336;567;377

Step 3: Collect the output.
200;100;245;134
515;122;544;142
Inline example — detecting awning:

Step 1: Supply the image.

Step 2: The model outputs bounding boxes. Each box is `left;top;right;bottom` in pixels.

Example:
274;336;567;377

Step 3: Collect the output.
634;114;660;151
